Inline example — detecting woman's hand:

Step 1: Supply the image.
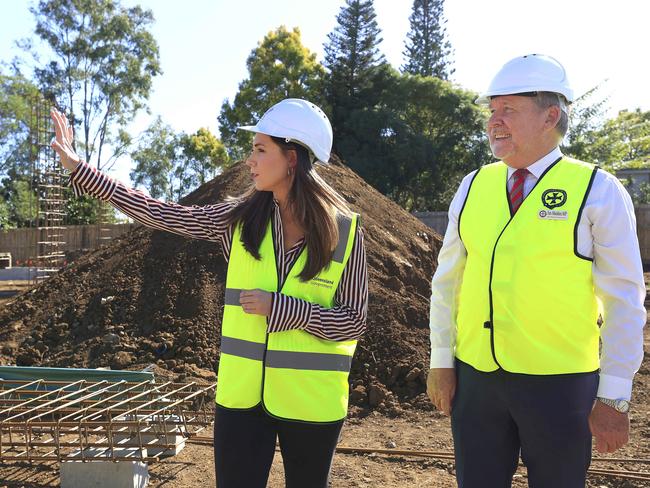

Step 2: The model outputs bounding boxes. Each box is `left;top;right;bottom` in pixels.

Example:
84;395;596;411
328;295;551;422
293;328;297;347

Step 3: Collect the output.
50;108;81;171
239;289;273;316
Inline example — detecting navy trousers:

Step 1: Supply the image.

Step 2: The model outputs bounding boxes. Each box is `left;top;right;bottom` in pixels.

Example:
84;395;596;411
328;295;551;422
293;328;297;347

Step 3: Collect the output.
451;360;598;488
213;404;343;488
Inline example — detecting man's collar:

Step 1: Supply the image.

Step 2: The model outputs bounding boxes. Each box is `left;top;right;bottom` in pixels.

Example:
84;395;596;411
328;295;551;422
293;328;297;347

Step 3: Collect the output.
507;147;563;179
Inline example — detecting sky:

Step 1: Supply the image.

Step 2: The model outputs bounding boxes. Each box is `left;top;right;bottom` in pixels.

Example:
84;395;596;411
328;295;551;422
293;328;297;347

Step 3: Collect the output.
1;0;649;185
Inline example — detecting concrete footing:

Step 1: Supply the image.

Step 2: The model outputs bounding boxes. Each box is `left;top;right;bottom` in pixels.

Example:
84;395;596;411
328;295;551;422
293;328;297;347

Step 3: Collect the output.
60;448;149;488
114;414;186;457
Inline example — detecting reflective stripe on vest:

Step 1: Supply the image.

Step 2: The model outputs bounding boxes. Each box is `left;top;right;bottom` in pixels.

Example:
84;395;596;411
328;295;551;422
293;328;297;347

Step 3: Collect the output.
456;157;600;374
215;212;359;422
220;335;352;371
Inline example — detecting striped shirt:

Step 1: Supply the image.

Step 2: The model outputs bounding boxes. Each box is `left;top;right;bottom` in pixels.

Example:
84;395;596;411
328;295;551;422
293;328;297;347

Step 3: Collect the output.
69;162;368;341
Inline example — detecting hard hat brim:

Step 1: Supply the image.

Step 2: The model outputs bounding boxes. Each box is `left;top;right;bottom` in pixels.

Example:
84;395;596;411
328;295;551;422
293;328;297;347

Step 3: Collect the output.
475;87;574;105
236;125;260;133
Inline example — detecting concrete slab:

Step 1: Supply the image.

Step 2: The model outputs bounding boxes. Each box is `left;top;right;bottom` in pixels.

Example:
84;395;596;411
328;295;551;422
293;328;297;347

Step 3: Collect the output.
60;448;149;488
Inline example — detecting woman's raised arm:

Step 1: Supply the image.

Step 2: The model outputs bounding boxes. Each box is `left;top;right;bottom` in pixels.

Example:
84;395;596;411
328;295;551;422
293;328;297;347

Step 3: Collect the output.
50;108;234;244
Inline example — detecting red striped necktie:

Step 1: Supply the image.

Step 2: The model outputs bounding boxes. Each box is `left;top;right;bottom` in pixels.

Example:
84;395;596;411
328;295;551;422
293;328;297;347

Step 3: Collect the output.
509;168;529;214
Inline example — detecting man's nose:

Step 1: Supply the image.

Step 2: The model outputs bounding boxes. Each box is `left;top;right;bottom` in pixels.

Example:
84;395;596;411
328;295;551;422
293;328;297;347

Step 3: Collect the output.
487;112;502;129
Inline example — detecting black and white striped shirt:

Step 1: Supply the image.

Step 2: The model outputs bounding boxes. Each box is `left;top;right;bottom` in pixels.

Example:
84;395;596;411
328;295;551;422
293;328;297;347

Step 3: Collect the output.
70;162;368;341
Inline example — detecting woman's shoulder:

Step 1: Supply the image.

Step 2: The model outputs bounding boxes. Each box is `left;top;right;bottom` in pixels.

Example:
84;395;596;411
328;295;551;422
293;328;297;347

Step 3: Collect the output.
335;209;363;228
347;213;365;241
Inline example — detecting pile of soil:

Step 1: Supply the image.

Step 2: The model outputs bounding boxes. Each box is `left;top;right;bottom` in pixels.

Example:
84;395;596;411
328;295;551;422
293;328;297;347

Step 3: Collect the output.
0;159;442;414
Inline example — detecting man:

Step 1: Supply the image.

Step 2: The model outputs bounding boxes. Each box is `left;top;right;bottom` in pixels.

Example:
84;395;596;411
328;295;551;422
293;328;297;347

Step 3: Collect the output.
427;54;646;488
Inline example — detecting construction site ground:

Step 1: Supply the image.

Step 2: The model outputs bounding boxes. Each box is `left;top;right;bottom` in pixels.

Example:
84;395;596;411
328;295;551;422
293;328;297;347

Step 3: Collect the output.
0;303;648;488
0;373;649;488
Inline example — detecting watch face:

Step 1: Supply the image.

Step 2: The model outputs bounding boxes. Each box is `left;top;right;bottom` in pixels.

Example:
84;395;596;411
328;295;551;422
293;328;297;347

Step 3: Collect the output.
616;400;630;413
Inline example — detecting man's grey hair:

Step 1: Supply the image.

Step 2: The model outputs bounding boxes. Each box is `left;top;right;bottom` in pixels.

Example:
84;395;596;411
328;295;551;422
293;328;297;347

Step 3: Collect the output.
533;92;570;138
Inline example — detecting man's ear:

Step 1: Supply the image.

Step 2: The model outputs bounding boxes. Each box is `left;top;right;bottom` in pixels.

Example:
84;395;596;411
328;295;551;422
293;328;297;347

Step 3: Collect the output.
545;105;562;131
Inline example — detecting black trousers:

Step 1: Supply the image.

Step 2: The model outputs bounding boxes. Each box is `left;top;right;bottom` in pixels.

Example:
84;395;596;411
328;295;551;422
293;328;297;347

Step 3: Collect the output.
451;360;598;488
213;404;343;488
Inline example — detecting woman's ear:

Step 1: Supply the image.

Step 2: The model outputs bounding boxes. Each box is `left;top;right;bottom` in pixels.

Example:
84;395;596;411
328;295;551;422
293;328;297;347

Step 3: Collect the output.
287;148;298;170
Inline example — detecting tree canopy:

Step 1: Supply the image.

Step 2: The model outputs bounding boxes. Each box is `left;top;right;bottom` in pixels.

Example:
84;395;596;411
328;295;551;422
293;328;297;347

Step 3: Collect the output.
131;120;229;201
402;0;454;79
27;0;161;170
218;26;325;160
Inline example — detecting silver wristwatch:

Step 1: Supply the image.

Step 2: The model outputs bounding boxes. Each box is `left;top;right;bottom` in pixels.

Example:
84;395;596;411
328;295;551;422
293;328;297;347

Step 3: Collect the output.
597;397;630;413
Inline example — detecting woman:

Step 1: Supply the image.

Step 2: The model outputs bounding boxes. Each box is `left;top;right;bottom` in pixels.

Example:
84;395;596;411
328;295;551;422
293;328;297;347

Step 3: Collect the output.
50;98;368;488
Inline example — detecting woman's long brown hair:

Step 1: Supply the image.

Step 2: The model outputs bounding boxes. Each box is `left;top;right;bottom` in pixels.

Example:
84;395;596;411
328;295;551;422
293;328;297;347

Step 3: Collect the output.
225;137;351;282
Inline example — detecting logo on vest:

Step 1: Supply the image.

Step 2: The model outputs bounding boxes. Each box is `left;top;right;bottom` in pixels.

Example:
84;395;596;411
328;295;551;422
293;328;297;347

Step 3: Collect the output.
308;277;334;289
541;189;567;209
538;209;568;220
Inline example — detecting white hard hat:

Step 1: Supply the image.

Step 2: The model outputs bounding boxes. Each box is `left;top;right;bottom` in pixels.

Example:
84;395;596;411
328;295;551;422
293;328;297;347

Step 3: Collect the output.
476;54;574;105
238;98;333;164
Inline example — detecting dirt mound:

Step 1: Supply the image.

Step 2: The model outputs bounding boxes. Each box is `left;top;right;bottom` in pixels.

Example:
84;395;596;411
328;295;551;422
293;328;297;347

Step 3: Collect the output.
0;160;441;413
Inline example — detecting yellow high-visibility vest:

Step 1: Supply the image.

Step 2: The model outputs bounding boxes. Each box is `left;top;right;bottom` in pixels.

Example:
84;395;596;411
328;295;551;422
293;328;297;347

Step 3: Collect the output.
456;157;600;374
215;212;359;422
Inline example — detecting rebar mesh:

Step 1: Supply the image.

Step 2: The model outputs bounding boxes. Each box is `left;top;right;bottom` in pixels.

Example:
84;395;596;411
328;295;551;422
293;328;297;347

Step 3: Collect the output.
30;99;66;282
0;379;215;462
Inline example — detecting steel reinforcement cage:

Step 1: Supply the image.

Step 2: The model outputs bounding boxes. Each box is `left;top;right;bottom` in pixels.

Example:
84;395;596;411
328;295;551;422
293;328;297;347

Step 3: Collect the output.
0;379;215;462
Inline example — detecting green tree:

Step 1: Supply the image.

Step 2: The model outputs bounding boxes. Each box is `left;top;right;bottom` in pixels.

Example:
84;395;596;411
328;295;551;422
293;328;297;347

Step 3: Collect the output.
0;69;41;178
402;0;453;79
563;84;609;161
322;0;486;211
566;107;650;170
565;104;650;203
323;0;386;155
131;122;230;202
10;179;39;226
590;109;650;170
0;178;38;228
0;69;41;229
130;117;178;200
324;0;385;82
628;182;650;206
26;0;161;170
64;195;107;225
340;72;490;210
176;128;229;199
218;26;325;160
0;69;105;227
0;198;10;229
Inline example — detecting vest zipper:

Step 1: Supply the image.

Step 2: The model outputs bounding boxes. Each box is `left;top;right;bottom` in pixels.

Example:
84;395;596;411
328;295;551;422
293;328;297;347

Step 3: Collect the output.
486;224;509;370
